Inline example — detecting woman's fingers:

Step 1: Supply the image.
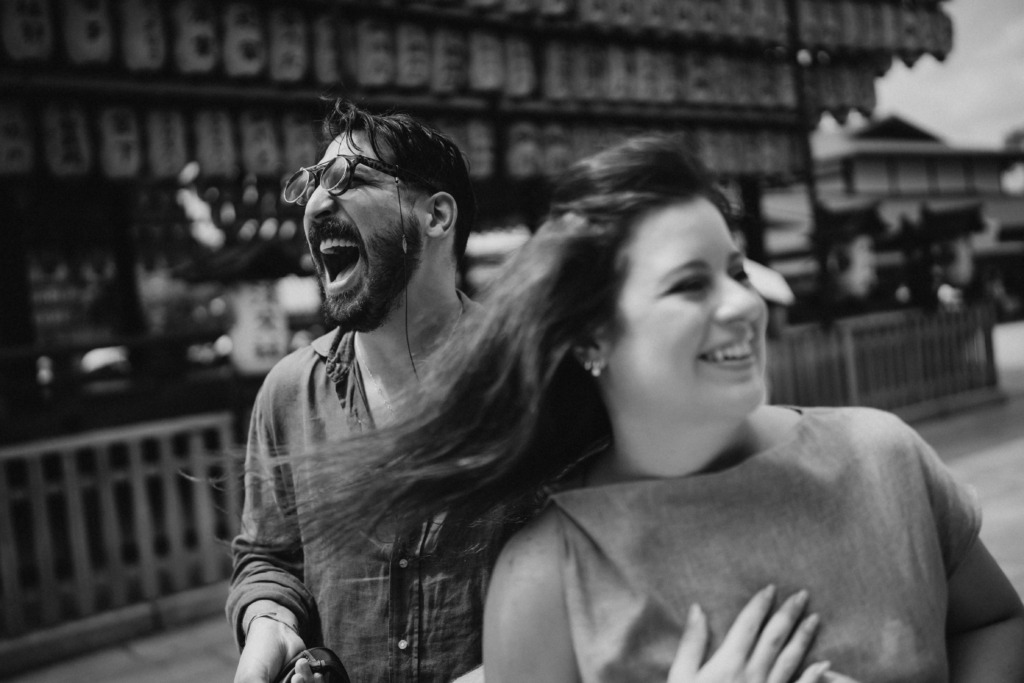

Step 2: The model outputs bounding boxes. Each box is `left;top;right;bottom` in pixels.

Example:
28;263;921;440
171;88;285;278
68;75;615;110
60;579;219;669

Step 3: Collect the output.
765;612;820;683
667;603;710;682
792;660;832;683
744;589;808;680
713;584;777;661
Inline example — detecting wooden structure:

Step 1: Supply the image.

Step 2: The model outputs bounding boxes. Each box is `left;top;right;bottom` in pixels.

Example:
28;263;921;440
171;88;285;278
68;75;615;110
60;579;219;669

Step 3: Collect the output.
0;412;239;675
769;305;1001;419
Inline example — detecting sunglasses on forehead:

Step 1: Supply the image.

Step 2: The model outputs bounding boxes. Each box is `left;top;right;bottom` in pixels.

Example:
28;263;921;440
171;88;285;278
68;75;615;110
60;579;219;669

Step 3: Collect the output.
281;154;439;206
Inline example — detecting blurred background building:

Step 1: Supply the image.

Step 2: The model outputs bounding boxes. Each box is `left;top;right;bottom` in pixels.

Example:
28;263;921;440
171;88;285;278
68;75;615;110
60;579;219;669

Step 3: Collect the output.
1;0;1021;676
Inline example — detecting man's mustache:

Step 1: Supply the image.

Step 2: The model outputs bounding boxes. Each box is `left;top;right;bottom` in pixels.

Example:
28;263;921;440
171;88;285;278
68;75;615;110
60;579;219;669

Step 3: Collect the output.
308;216;361;246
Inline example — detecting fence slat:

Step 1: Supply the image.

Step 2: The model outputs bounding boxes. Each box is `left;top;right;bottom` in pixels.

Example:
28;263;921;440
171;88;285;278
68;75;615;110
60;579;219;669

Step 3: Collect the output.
189;433;221;584
60;449;95;618
0;463;27;634
126;440;159;601
157;435;189;592
95;444;130;608
27;456;61;626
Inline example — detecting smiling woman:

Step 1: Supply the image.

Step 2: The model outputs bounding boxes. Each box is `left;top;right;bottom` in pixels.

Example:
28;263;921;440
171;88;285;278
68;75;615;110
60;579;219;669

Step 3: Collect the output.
300;134;1024;683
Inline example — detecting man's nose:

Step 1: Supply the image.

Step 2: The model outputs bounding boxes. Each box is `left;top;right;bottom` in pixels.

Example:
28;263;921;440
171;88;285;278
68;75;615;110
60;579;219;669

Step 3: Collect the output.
303;182;337;219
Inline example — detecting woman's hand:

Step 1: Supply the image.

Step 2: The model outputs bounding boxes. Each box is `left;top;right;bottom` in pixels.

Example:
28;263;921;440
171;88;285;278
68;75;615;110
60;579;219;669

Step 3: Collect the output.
668;585;832;683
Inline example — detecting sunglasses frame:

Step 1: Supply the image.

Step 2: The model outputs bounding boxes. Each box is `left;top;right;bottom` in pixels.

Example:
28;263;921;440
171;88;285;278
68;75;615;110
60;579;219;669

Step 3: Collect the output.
282;154;439;205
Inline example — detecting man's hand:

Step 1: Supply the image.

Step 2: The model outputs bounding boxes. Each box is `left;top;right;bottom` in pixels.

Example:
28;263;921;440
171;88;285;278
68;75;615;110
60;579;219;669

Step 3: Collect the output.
234;609;306;683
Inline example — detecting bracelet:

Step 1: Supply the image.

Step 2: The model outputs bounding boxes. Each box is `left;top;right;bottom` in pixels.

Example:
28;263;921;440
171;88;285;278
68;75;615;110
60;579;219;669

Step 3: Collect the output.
244;612;300;641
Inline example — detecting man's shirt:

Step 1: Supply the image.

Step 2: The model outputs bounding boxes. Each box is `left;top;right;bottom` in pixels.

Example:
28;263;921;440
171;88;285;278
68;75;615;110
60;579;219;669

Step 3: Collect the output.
228;321;503;682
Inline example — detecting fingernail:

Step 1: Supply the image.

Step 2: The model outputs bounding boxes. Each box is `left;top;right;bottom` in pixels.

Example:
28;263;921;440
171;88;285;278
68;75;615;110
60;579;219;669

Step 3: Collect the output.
762;584;776;599
812;660;831;675
792;589;809;606
802;613;820;630
689;603;704;623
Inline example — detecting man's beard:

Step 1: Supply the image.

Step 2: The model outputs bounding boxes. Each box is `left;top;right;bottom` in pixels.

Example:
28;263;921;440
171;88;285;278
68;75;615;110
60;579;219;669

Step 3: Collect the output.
309;215;423;332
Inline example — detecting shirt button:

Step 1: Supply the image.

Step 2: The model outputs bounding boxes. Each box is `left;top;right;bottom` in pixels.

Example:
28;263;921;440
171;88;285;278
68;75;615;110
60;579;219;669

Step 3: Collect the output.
398;639;409;650
398;558;409;568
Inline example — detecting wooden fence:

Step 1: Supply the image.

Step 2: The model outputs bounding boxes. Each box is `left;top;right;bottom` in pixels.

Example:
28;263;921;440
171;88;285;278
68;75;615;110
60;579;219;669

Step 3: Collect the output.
769;305;1000;416
0;413;240;644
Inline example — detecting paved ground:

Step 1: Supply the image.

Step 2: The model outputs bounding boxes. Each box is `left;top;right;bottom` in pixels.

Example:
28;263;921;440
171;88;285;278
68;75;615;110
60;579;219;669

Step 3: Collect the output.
8;322;1024;683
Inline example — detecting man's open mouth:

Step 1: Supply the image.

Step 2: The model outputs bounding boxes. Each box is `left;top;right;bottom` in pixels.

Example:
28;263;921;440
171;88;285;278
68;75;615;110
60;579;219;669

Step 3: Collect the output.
320;238;361;282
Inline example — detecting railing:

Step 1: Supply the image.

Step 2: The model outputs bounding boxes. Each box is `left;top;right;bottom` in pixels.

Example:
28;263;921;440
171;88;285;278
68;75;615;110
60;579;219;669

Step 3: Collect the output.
0;413;240;641
768;305;1000;415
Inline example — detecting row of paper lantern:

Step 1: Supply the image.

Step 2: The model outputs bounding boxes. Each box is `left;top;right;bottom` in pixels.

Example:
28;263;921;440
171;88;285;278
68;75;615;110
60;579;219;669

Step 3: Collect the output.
0;99;804;183
2;0;951;82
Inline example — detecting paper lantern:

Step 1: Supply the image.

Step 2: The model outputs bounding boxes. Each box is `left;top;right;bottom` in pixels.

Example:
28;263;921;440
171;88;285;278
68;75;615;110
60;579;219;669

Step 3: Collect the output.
171;0;218;74
268;7;309;83
0;101;35;175
98;106;142;179
118;0;167;72
44;102;92;177
223;2;267;78
396;23;431;89
63;0;114;65
2;0;54;62
194;109;238;179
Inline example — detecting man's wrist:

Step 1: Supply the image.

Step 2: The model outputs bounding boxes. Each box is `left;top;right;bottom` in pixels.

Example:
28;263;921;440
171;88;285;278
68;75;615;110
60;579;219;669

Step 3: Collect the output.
242;602;301;644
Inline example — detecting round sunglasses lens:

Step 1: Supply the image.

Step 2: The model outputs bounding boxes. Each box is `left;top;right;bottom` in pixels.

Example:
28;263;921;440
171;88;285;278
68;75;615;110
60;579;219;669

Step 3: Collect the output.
283;169;312;204
321;158;351;193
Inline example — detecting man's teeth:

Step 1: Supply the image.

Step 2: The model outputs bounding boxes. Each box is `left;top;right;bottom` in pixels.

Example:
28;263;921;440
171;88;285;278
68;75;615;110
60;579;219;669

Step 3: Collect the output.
320;237;356;252
701;341;753;362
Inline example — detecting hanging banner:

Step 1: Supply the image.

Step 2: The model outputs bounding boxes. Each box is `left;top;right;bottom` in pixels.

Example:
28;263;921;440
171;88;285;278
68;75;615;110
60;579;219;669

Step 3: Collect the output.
466;118;495;180
653;50;676;104
670;0;697;37
504;35;536;98
43;102;92;177
541;123;573;179
431;28;468;94
146;109;188;179
506;121;540;179
469;30;505;93
281;111;318;177
63;0;114;65
194;109;238;178
268;7;308;83
119;0;167;72
223;2;267;77
172;0;218;74
2;0;54;62
605;44;633;102
357;19;395;88
239;109;281;177
542;40;572;101
576;0;607;26
695;1;724;38
633;48;659;104
571;42;604;102
396;23;431;89
228;281;290;376
504;0;535;15
539;0;572;17
0;101;35;175
609;0;634;28
98;106;142;179
312;13;345;85
638;0;668;30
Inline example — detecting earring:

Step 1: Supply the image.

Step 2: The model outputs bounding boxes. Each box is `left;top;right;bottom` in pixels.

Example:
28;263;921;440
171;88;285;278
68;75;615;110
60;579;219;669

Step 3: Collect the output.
584;358;606;378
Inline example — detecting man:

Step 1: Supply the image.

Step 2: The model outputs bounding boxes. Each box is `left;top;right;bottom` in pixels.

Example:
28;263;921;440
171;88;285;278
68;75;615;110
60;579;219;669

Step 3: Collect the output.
228;99;491;683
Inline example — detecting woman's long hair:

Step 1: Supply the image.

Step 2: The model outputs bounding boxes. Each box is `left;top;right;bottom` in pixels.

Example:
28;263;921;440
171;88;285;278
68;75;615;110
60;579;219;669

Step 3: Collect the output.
295;134;731;553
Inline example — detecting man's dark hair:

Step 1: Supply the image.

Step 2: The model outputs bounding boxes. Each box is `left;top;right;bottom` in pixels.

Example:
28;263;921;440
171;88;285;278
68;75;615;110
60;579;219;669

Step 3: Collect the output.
320;98;477;261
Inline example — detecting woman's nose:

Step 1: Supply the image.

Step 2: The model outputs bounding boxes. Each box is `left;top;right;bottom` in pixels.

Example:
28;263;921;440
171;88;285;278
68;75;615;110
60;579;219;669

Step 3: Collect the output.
715;277;766;322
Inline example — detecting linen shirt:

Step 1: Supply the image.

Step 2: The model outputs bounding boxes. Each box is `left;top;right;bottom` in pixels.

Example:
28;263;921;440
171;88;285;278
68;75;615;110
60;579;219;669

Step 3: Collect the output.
228;315;500;683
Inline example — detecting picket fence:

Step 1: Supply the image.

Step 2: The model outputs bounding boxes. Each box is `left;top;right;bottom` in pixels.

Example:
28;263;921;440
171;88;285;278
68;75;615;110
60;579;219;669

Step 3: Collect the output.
0;412;239;645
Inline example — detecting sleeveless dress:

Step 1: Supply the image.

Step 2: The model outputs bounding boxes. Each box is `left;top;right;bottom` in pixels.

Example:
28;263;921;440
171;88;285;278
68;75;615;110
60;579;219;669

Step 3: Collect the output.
545;407;979;683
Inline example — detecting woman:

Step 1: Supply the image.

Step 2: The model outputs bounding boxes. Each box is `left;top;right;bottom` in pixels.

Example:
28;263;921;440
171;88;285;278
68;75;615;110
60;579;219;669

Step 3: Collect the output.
301;135;1024;682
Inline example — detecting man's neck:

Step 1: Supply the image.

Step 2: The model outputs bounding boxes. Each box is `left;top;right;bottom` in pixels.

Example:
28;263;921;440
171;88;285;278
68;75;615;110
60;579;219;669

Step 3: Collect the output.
354;288;464;394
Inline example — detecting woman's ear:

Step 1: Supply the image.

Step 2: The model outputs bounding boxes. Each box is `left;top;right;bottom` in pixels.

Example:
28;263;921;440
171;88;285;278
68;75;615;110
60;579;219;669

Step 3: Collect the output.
423;191;458;239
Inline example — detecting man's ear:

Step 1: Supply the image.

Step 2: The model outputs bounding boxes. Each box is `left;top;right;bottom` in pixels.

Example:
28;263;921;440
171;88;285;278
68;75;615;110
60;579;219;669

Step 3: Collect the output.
423;191;458;239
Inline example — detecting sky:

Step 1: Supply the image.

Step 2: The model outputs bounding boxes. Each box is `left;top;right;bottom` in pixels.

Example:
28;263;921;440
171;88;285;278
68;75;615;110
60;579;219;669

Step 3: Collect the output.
872;0;1024;148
